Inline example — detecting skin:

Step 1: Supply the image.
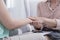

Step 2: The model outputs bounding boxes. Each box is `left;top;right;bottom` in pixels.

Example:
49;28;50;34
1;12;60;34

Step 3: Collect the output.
41;17;57;28
29;17;43;30
0;0;32;30
29;17;56;28
29;0;58;30
41;0;58;28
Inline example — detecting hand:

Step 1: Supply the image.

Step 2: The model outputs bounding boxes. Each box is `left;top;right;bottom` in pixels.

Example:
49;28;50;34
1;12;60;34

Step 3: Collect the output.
32;21;43;30
29;17;44;24
26;18;33;23
29;17;44;30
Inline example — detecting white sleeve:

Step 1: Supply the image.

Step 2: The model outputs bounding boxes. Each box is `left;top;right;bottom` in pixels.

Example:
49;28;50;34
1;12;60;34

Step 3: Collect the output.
55;19;60;29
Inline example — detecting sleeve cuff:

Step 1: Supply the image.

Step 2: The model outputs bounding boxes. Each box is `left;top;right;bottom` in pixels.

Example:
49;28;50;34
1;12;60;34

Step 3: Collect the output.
55;19;60;29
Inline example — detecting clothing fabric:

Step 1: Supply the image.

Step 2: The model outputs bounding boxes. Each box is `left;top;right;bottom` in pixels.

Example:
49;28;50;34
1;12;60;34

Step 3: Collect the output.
37;1;60;40
38;1;60;29
0;24;9;38
45;32;60;40
2;32;48;40
0;38;3;40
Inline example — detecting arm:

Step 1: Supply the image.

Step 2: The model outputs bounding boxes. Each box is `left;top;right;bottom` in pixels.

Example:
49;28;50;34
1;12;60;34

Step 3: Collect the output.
0;0;32;30
37;3;57;28
42;17;60;30
43;18;57;28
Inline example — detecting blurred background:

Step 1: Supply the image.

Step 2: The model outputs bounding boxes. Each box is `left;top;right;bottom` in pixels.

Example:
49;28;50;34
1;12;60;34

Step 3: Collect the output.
4;0;47;36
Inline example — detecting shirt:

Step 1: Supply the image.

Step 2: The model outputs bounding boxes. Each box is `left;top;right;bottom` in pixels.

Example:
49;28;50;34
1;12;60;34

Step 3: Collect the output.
37;1;60;29
0;23;9;38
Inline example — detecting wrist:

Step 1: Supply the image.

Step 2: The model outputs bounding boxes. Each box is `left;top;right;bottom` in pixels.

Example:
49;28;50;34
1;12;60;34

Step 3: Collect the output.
41;17;47;24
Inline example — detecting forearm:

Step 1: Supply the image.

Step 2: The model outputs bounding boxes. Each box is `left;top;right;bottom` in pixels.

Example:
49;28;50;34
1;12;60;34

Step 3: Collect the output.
43;18;57;28
1;18;32;30
0;0;32;30
10;18;32;30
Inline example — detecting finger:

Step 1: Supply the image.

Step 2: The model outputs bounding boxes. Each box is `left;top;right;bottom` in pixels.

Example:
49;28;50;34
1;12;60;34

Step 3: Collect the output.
28;17;37;21
30;21;36;25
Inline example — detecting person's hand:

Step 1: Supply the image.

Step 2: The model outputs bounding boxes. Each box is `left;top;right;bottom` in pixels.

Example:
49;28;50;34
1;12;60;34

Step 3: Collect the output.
32;21;43;30
26;18;33;23
28;17;44;30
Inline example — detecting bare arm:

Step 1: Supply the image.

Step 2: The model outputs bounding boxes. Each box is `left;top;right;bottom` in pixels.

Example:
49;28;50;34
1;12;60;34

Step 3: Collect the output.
43;18;57;28
0;0;32;30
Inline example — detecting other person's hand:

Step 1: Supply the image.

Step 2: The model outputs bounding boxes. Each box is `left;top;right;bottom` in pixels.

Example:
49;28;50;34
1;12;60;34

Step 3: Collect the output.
29;17;44;30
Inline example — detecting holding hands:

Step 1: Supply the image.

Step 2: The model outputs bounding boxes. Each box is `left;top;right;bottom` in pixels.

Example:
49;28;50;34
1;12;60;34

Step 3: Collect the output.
29;17;44;30
28;17;56;31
